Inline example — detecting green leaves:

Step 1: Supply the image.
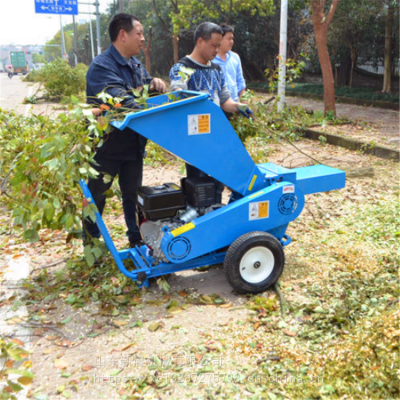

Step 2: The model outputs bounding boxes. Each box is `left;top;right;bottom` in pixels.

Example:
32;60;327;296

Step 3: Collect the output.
37;58;87;100
171;0;275;33
0;104;102;244
0;338;34;397
6;348;25;362
83;245;95;267
42;158;60;171
6;368;34;378
1;86;154;253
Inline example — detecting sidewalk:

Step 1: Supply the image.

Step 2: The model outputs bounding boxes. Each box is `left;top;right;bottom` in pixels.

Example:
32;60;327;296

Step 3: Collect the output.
285;96;400;150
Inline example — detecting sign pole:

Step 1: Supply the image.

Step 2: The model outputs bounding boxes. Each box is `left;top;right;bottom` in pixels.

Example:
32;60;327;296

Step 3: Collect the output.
60;14;66;58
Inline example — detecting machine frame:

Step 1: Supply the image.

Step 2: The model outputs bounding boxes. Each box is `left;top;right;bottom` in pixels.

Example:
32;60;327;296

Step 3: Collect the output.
80;90;345;292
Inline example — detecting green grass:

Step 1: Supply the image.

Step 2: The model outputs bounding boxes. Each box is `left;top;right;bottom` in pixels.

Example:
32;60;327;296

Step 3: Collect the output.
248;81;399;104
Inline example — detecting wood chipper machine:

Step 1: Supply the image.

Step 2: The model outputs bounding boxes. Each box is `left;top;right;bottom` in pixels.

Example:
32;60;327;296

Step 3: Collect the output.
80;90;345;293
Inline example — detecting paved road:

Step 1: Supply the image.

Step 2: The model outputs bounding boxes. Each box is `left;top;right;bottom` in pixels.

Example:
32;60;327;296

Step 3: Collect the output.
0;73;35;115
0;73;58;116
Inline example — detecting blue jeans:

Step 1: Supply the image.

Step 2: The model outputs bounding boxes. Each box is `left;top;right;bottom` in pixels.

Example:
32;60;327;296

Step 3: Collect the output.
82;155;143;244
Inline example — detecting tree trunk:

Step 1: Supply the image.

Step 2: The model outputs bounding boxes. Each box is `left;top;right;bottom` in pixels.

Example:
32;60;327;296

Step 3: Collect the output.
336;50;351;86
383;4;394;93
144;28;152;74
172;34;179;63
349;47;356;89
311;0;339;116
315;27;336;114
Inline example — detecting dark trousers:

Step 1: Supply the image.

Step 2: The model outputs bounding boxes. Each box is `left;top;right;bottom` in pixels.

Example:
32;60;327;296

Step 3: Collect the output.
82;155;143;244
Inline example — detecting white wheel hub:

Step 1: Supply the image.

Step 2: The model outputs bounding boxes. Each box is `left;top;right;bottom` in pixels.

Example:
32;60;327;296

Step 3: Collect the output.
239;246;275;284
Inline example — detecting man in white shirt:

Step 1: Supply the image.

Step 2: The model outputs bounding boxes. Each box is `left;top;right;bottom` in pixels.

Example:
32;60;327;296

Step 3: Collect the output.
213;24;246;102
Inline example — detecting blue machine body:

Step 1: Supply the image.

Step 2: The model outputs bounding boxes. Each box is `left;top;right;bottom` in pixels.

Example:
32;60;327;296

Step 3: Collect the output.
79;90;345;287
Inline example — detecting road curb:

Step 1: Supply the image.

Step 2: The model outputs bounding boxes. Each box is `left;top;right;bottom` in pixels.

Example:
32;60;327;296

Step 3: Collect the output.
302;128;400;161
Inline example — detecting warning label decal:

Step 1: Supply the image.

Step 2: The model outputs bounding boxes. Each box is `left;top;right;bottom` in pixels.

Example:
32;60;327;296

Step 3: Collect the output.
283;185;295;194
188;114;211;135
249;201;270;220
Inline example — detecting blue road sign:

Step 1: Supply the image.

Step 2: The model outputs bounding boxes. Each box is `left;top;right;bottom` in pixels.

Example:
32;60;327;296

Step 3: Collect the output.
35;0;78;16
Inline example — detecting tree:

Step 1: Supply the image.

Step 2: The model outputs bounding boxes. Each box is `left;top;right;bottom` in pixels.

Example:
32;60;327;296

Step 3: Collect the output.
327;0;374;87
125;0;169;75
152;0;274;64
325;0;399;91
311;0;339;115
382;0;397;93
152;0;180;63
44;30;73;62
32;53;46;64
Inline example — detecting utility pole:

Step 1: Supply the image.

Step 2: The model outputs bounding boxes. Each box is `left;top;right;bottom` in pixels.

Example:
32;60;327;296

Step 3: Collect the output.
119;0;125;13
277;0;288;112
72;15;78;65
95;0;102;55
88;2;95;60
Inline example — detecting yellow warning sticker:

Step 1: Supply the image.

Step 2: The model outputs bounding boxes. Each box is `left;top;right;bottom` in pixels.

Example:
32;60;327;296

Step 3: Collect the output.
248;175;257;191
188;114;211;135
171;222;195;237
258;201;269;218
198;114;210;133
249;201;269;220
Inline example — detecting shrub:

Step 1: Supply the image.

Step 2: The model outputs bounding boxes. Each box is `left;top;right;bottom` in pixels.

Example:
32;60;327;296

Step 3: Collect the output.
22;68;43;83
39;58;87;99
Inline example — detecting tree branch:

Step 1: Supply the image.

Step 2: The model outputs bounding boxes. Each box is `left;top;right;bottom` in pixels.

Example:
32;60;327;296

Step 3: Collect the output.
326;0;340;26
228;0;233;24
311;0;323;24
152;0;171;35
170;0;179;13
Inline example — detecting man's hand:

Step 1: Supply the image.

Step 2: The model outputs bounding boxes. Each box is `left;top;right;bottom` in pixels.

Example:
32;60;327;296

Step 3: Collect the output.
238;103;254;119
150;78;167;93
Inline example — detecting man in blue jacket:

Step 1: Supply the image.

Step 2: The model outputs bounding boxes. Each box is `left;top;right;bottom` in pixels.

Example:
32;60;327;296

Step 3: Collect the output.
84;13;166;248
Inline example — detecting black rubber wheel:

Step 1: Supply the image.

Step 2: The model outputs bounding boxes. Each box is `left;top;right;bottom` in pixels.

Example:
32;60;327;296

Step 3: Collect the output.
224;231;285;294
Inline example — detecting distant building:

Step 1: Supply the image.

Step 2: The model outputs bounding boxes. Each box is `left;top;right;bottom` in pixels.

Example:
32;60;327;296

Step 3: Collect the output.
358;59;399;77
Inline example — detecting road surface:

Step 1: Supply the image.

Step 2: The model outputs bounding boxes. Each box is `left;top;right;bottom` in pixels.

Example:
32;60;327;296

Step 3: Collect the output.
0;73;59;116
